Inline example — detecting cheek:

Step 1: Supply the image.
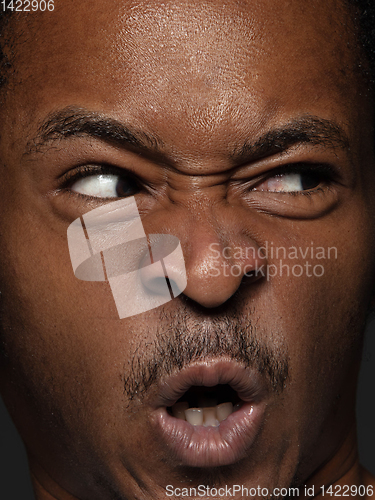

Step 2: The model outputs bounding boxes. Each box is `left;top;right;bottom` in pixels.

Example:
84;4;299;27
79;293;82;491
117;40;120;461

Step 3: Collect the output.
0;214;159;476
252;201;374;423
268;196;374;358
0;204;129;429
247;249;366;472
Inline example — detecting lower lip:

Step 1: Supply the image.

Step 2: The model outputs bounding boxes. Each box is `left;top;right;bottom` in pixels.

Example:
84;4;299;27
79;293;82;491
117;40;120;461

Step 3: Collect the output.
151;401;266;467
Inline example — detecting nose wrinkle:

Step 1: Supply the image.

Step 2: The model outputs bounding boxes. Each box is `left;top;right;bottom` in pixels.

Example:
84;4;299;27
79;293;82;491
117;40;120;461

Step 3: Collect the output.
67;197;187;319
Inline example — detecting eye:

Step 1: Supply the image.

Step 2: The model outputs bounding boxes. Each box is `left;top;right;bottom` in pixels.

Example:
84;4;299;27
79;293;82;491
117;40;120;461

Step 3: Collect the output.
253;167;328;193
65;167;140;199
240;163;340;219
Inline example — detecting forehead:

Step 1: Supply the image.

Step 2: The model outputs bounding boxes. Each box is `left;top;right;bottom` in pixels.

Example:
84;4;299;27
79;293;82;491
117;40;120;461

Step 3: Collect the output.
4;0;366;158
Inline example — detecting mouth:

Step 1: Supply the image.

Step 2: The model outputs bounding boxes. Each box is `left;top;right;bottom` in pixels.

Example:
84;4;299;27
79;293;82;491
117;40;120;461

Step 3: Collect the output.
167;384;242;426
151;360;268;467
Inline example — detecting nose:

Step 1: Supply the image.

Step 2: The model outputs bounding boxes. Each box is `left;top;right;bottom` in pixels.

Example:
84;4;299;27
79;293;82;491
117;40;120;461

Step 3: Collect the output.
179;226;266;308
141;208;267;309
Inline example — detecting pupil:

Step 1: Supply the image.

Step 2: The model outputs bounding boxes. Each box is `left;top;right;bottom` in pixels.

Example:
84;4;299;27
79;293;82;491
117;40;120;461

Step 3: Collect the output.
116;178;138;197
301;173;320;190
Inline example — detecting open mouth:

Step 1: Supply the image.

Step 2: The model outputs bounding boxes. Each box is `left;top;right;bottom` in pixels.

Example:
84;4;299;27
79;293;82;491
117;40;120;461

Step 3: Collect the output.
167;384;242;426
151;360;268;467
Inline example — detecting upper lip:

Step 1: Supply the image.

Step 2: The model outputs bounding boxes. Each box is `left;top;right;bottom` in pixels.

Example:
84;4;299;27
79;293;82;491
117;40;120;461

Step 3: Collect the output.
154;358;270;408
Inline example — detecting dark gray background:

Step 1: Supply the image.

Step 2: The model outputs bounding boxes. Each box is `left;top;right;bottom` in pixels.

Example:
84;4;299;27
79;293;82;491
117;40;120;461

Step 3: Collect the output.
1;319;374;500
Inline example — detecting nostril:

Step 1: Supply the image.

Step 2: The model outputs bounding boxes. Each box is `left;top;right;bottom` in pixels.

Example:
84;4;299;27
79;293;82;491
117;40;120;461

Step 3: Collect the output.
241;269;264;285
143;275;172;296
142;273;183;300
139;234;187;299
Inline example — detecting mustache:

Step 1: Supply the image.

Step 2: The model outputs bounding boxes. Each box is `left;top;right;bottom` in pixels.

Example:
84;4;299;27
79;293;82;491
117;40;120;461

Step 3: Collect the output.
122;307;289;400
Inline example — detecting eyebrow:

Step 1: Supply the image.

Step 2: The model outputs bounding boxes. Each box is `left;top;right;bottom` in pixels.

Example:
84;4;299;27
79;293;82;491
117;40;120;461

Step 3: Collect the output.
232;116;350;162
25;106;164;155
25;106;350;162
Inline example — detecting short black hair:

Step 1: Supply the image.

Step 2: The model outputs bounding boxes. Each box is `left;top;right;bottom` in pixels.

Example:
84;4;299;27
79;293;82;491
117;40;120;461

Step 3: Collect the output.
0;1;374;88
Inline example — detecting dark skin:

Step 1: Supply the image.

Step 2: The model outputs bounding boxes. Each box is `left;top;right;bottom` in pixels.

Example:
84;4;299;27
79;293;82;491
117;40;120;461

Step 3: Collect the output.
0;0;375;498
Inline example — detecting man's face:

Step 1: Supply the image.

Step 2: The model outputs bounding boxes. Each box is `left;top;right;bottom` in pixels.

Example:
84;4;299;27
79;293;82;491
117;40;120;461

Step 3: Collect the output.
0;1;375;498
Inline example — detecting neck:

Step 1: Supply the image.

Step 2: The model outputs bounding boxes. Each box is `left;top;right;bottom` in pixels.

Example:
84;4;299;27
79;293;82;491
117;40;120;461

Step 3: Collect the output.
30;466;78;500
301;424;374;499
29;425;374;500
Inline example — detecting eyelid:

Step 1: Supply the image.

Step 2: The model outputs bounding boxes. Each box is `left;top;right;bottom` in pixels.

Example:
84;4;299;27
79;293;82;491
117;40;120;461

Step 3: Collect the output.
61;164;125;186
56;164;144;203
234;161;341;219
262;162;337;179
59;161;337;197
250;162;337;191
59;164;143;193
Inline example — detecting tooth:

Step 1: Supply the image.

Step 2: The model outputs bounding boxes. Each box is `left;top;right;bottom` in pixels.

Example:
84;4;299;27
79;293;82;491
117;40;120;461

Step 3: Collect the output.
233;402;242;412
185;408;203;426
203;407;219;427
217;402;233;422
172;402;189;420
